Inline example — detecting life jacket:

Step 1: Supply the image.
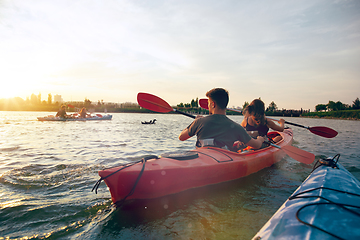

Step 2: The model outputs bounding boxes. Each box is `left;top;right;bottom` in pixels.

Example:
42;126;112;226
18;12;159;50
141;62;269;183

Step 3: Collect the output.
196;138;229;150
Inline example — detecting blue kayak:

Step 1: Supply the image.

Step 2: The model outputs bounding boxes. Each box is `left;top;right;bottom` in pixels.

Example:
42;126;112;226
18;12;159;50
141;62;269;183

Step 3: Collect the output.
37;114;112;121
253;154;360;240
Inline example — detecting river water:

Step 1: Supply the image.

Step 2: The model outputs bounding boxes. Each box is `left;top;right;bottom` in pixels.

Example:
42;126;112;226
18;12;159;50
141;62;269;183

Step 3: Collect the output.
0;111;359;239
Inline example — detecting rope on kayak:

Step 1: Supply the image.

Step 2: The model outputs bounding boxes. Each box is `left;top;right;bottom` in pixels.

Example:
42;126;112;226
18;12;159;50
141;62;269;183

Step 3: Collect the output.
114;156;152;208
91;155;158;195
311;153;340;172
289;154;360;240
292;190;360;240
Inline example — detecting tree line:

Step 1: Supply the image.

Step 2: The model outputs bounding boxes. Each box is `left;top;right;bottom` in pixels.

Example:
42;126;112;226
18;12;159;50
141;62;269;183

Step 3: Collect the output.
315;98;360;112
1;93;359;117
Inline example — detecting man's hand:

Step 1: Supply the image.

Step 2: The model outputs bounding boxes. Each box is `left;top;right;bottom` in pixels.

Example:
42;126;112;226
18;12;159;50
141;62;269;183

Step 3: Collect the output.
256;136;265;143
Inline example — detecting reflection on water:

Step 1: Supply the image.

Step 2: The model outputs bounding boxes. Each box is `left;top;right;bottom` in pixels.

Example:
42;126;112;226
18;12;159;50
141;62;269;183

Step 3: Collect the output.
0;111;359;239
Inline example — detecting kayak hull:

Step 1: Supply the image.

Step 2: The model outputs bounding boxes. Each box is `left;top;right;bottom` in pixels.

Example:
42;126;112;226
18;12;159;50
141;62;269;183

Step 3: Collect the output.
99;129;293;204
37;115;112;121
252;156;360;240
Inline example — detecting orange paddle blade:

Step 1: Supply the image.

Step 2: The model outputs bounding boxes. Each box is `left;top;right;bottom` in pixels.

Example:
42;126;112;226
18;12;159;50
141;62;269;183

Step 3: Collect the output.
281;145;315;164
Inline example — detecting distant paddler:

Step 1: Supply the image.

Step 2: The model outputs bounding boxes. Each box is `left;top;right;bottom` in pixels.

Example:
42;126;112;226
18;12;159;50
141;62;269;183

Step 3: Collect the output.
79;107;90;118
55;105;70;119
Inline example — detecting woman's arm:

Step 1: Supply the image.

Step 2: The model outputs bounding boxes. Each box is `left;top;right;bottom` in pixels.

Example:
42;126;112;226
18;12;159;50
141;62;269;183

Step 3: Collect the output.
267;118;285;132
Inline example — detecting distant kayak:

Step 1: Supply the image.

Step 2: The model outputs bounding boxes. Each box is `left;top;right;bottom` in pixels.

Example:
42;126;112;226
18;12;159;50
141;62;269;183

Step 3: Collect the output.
37;114;112;121
252;154;360;240
94;129;294;205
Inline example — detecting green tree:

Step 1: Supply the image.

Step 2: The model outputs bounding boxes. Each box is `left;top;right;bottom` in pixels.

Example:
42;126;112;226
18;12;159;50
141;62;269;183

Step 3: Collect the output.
315;104;327;112
190;98;199;108
327;101;336;111
242;101;249;110
335;101;345;110
327;100;345;111
267;101;277;112
84;98;92;107
177;103;184;107
48;94;52;104
352;97;360;109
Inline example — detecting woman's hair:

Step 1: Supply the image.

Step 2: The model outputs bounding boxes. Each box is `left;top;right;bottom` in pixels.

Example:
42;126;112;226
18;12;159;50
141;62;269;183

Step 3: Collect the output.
244;99;266;125
206;88;229;109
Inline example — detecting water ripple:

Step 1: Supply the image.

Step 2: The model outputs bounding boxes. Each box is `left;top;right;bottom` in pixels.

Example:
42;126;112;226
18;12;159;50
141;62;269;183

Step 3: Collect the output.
0;112;359;239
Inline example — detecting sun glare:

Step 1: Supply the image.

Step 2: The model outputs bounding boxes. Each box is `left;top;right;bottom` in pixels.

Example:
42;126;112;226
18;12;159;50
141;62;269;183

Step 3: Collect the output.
0;80;33;99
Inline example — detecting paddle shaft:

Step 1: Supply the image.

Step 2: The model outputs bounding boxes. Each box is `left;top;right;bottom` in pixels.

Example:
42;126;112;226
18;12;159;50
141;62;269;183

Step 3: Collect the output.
174;109;196;119
266;117;308;129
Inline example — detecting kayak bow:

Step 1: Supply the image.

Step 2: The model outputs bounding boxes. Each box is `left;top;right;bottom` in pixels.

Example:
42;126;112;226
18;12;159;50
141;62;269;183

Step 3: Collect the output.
252;154;360;240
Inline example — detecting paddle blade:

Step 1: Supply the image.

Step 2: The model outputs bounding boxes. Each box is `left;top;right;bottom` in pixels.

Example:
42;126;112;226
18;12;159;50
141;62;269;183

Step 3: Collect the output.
309;126;338;138
199;98;209;109
137;93;173;113
68;104;75;108
281;145;315;164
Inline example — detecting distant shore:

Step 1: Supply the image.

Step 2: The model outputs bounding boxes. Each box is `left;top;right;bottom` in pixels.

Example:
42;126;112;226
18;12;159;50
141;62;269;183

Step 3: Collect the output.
301;110;360;120
1;98;359;120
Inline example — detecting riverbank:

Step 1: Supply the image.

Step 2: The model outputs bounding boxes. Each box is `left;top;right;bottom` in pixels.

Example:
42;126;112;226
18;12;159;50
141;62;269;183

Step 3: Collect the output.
2;104;359;120
301;109;360;120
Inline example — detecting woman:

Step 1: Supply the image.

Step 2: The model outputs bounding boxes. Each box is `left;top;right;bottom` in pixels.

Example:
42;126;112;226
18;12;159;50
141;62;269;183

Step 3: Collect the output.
241;99;285;140
79;107;89;118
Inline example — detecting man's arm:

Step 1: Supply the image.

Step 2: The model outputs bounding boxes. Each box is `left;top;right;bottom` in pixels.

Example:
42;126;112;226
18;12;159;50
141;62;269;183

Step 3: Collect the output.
246;136;265;149
179;128;191;141
179;115;203;141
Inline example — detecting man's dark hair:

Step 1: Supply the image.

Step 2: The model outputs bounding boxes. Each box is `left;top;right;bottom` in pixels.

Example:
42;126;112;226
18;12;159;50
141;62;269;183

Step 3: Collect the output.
206;88;229;109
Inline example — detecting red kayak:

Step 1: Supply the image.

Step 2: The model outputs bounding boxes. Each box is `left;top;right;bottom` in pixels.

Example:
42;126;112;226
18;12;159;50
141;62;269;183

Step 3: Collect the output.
94;129;294;205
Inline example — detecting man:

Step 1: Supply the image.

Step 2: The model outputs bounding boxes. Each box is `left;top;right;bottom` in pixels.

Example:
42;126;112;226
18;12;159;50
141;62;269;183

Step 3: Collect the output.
179;88;264;150
56;105;69;118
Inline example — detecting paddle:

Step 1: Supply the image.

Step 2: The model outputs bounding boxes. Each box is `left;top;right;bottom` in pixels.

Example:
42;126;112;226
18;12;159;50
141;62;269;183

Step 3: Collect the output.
199;98;338;138
269;143;315;164
67;104;75;108
137;92;195;119
266;117;338;138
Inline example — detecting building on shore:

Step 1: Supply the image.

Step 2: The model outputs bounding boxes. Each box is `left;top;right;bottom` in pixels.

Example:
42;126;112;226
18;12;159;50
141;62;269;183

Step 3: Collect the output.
54;95;63;103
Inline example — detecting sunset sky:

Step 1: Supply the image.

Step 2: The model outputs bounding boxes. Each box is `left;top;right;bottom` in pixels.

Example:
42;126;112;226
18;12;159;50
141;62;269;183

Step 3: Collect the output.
1;0;359;110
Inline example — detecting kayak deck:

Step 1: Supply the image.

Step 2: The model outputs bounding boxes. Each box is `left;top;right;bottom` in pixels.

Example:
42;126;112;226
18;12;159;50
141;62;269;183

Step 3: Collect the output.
96;129;294;205
252;155;360;240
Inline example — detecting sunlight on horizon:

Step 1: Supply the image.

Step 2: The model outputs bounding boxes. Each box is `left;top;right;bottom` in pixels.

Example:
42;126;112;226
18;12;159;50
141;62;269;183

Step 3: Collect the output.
1;80;31;99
